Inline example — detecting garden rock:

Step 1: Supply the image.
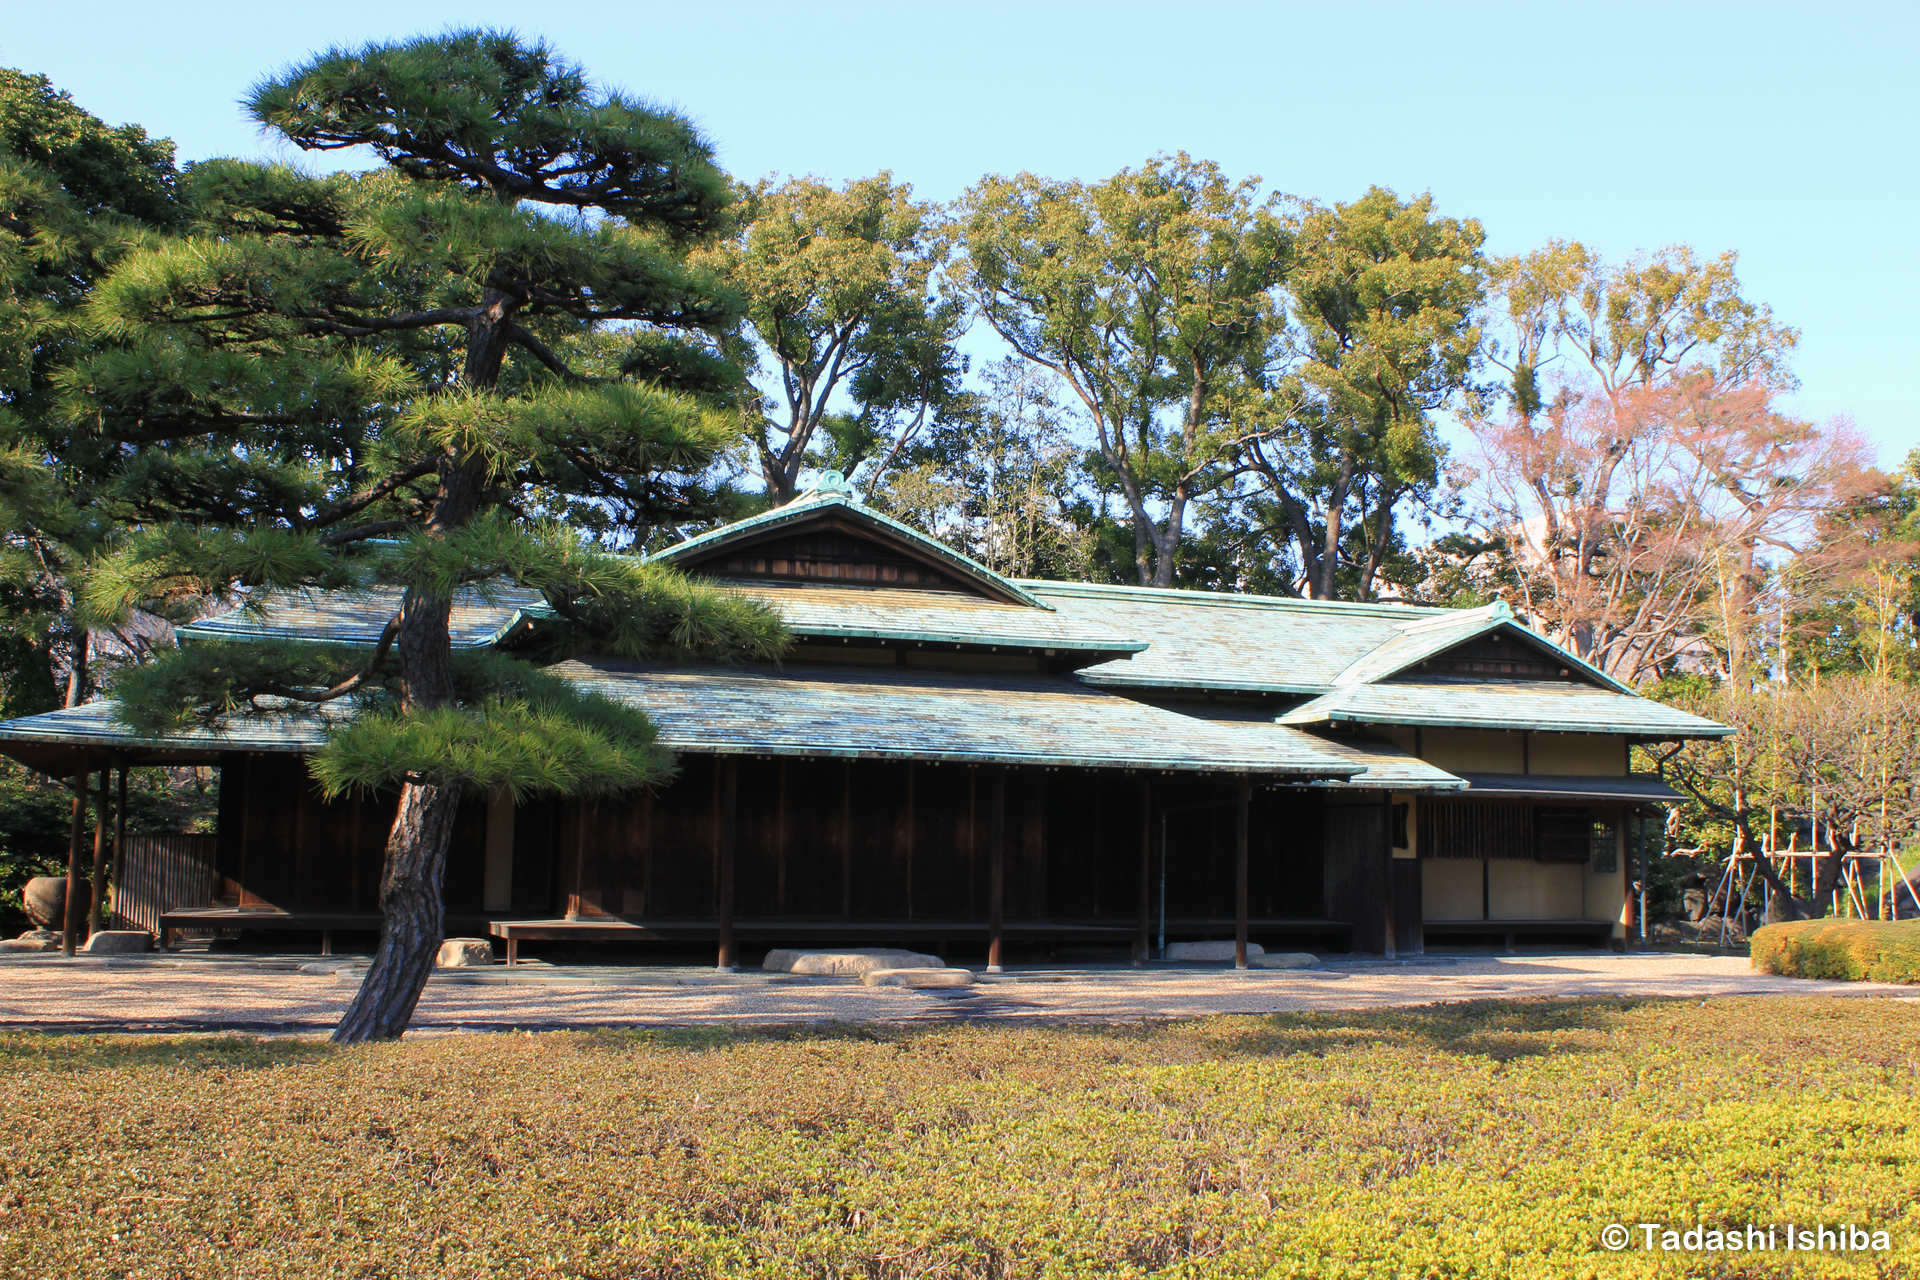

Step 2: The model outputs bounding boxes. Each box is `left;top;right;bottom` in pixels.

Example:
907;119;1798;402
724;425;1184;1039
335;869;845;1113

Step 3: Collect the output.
861;967;974;988
81;930;151;955
1251;951;1318;969
0;930;61;954
436;938;495;967
763;948;944;976
22;877;72;930
1165;940;1264;962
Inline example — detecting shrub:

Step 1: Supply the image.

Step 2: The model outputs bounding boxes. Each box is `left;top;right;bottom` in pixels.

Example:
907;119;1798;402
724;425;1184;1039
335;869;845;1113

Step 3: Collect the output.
1751;918;1920;983
0;999;1917;1277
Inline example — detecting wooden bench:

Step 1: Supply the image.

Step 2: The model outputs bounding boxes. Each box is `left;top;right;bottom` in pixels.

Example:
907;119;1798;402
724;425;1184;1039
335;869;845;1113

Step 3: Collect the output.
486;917;1356;965
159;907;493;954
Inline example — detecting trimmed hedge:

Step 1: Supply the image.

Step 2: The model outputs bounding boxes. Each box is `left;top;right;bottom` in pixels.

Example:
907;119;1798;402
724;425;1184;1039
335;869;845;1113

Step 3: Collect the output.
1751;918;1920;983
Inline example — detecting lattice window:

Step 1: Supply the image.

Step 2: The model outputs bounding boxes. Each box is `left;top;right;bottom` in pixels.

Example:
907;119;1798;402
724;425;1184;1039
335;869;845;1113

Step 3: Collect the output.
1534;808;1594;862
1589;816;1618;873
1418;801;1533;860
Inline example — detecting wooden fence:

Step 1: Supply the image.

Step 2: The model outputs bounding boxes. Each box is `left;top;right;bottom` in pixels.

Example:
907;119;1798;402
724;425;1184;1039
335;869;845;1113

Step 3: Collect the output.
112;834;217;937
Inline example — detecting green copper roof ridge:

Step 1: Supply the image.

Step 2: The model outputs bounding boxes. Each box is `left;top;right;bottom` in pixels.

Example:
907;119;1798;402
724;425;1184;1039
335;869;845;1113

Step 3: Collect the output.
651;492;1050;610
790;624;1148;652
1073;670;1332;695
1020;579;1455;617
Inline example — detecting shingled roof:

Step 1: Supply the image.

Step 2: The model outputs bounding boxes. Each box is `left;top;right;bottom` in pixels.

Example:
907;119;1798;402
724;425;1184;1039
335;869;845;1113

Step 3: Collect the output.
478;659;1363;776
10;485;1726;768
1275;677;1730;738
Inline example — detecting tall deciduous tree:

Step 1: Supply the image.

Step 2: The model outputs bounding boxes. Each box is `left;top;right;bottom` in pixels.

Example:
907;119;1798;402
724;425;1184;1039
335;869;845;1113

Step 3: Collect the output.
870;358;1092;581
954;153;1286;588
73;32;783;1041
715;173;964;505
1239;187;1485;601
1457;242;1842;679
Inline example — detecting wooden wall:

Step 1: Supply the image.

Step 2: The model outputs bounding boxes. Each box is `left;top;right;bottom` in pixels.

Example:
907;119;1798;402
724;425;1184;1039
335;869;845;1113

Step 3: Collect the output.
562;760;1332;926
1324;802;1389;952
215;752;490;915
217;752;1354;931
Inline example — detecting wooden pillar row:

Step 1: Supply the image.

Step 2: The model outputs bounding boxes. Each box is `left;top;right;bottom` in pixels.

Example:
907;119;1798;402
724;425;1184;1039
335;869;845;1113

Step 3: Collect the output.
716;757;737;972
88;770;110;933
987;766;1005;973
1134;778;1151;965
62;772;87;956
1234;774;1250;971
110;767;128;932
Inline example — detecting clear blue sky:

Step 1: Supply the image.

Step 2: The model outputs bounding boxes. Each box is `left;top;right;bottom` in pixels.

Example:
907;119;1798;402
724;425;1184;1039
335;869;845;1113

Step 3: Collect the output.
7;1;1915;464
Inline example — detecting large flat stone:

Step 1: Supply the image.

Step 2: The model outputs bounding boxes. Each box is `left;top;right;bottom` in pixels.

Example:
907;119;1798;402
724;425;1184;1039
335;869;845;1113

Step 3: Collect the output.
1251;951;1319;970
1165;940;1265;962
861;967;975;988
0;935;60;954
80;930;152;955
763;948;945;977
437;938;495;967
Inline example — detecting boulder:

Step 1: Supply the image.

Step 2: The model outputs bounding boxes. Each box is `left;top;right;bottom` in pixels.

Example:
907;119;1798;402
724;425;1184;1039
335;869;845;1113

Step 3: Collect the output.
0;930;61;954
1165;940;1265;962
436;938;495;967
861;967;974;988
763;947;944;976
80;930;151;955
1251;951;1319;970
22;877;74;930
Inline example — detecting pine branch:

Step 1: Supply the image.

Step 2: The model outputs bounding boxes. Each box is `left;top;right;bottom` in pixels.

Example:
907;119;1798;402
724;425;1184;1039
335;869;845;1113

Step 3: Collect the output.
319;519;416;547
506;323;587;382
303;459;440;530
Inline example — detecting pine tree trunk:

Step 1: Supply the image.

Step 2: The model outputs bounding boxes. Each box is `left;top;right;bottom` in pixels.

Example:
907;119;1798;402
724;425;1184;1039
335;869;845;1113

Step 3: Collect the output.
328;289;515;1041
331;779;464;1042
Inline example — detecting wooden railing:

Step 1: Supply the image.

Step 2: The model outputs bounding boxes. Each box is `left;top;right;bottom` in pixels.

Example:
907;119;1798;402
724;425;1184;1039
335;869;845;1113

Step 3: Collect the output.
112;834;217;937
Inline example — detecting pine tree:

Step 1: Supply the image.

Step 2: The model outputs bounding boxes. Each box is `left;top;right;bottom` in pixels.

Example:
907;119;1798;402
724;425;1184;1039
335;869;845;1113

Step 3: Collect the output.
70;32;785;1041
0;68;179;710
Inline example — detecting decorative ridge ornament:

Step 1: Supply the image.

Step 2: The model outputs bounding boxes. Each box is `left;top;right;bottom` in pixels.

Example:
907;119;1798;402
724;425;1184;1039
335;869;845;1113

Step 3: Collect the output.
793;470;858;504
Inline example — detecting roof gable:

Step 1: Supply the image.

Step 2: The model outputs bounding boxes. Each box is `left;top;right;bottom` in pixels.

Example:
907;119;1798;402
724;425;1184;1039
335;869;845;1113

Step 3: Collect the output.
652;482;1045;608
1329;601;1630;693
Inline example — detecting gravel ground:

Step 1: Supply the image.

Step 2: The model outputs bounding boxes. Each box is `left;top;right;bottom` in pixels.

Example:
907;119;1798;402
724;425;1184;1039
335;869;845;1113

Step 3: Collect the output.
0;950;1910;1035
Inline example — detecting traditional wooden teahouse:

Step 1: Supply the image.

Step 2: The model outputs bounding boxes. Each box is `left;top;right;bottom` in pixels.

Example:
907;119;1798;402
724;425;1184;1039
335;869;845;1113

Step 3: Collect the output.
0;477;1729;966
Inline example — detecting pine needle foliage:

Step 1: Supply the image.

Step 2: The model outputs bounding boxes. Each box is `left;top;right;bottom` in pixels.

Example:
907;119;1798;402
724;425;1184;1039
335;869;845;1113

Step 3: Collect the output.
0;69;181;707
64;30;787;1040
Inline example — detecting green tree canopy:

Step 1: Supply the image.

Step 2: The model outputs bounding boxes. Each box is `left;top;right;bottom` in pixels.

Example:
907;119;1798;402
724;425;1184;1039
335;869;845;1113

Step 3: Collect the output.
0;69;180;712
1239;187;1485;601
71;31;784;1040
954;153;1288;589
712;172;965;505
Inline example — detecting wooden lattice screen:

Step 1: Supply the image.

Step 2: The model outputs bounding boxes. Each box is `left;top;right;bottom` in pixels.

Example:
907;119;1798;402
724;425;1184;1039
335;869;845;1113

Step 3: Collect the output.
1419;801;1535;860
112;834;217;936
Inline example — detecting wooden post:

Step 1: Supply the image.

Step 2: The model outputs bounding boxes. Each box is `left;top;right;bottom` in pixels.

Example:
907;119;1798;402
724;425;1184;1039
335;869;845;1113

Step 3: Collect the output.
1382;799;1397;961
987;767;1006;973
62;772;87;957
1234;774;1250;970
716;758;737;972
1134;778;1151;965
88;771;110;933
110;767;127;932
